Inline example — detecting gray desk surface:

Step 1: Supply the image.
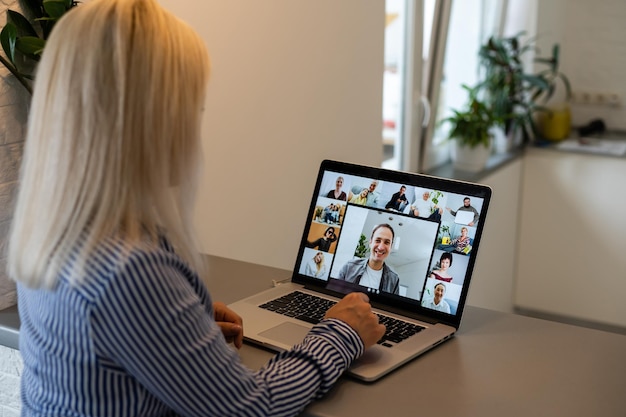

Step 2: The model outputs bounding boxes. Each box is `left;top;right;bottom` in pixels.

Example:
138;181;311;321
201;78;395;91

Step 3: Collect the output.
205;256;626;417
2;255;625;417
0;304;19;349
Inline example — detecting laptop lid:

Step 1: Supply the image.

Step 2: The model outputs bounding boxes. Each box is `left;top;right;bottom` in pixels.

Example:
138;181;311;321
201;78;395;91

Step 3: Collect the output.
292;160;492;330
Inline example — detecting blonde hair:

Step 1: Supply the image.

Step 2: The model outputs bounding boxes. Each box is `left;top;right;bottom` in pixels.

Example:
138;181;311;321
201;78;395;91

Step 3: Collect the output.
8;0;210;288
314;252;325;272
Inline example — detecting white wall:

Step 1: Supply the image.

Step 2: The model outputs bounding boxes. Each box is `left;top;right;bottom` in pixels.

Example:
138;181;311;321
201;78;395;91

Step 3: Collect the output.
537;0;626;129
158;1;385;270
155;1;626;326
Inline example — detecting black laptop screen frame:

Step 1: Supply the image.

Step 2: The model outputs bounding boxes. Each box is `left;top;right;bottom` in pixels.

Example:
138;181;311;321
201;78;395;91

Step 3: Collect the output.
291;160;492;329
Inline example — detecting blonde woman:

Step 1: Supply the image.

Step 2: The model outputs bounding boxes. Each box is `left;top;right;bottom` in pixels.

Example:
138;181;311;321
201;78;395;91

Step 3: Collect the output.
8;0;384;415
304;251;328;278
349;187;369;205
451;226;471;253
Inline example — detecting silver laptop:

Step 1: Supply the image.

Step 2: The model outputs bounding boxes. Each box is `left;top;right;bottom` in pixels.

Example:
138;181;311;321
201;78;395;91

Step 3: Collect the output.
229;160;492;381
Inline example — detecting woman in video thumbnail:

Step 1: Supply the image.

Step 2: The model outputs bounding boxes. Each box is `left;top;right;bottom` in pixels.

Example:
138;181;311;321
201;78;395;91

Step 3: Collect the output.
325;176;347;201
430;252;454;282
422;282;451;313
451;226;471;253
349;188;369;205
304;251;328;278
306;226;338;252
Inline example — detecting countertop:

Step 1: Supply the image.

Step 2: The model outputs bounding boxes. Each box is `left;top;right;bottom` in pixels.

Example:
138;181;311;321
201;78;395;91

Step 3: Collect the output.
0;304;19;349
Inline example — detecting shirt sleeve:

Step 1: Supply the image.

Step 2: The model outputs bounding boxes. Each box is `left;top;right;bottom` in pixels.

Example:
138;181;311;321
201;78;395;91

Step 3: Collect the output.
92;249;363;417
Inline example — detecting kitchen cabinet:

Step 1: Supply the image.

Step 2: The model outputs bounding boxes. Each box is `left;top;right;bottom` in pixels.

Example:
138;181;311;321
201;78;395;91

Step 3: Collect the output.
515;147;626;328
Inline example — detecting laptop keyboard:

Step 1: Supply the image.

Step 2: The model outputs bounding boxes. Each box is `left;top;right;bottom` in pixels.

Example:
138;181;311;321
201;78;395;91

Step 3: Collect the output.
259;291;425;347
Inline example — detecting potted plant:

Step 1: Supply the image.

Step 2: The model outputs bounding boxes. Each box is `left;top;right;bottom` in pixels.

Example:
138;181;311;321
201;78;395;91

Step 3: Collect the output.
438;224;451;245
314;206;324;222
0;0;79;94
478;32;572;145
353;234;369;258
442;84;499;172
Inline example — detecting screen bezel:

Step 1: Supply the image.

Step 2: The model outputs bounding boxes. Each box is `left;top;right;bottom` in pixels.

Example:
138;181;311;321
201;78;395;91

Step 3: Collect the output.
291;160;492;329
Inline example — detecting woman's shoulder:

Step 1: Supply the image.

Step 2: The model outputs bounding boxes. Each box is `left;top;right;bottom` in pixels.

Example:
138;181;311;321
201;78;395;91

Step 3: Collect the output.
77;236;203;307
93;235;176;266
72;237;210;328
431;271;452;282
83;236;193;292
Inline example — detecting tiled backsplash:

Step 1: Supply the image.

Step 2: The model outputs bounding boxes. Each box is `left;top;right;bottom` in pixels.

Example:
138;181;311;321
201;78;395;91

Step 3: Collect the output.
0;345;22;415
0;0;30;311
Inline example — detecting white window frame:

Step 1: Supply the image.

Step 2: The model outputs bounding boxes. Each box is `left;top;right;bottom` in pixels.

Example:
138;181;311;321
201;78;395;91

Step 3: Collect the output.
385;0;538;173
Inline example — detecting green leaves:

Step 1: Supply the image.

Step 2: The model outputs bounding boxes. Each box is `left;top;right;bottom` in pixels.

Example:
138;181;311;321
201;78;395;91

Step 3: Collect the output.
442;85;497;149
7;10;38;37
476;33;571;143
0;1;78;94
17;36;46;59
1;23;17;62
43;0;70;19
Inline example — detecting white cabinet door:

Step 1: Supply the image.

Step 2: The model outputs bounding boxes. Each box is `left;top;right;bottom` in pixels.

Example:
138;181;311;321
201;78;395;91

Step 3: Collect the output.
515;149;626;327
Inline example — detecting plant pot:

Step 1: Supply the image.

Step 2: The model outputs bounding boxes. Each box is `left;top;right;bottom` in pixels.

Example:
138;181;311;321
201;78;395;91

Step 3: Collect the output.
450;141;491;172
491;125;512;154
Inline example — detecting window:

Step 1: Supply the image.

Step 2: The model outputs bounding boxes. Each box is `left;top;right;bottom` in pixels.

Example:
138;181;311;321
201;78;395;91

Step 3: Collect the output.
383;0;432;171
382;0;534;173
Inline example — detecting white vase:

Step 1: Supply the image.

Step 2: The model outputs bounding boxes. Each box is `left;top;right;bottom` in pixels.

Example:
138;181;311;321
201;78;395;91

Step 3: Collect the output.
491;125;511;154
451;141;491;172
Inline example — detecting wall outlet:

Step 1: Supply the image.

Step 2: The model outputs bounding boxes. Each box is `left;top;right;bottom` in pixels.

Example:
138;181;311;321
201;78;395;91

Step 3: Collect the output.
571;91;591;104
571;90;622;107
606;93;622;107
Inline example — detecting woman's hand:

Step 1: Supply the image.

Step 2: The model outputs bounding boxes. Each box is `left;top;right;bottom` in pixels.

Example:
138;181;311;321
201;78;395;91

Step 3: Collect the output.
213;302;244;349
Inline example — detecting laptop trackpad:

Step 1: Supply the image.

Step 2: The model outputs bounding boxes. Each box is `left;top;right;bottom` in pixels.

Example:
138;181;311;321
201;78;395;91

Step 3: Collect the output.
259;322;311;346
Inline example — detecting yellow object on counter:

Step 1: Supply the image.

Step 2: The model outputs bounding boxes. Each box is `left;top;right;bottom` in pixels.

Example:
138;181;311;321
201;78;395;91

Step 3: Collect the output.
540;105;571;141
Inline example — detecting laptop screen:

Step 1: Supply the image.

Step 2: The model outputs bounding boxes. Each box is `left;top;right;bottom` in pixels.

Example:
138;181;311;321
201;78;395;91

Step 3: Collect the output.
293;160;491;324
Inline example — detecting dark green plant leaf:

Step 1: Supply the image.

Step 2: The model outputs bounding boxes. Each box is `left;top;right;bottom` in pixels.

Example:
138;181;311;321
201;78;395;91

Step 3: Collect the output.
521;74;550;90
534;57;553;66
43;0;69;19
16;36;45;58
552;44;560;62
7;10;39;37
0;39;33;93
0;23;17;62
441;84;497;148
557;73;572;101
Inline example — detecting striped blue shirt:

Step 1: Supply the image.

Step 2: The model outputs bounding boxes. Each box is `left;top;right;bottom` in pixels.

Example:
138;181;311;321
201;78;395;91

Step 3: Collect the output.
17;237;364;416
